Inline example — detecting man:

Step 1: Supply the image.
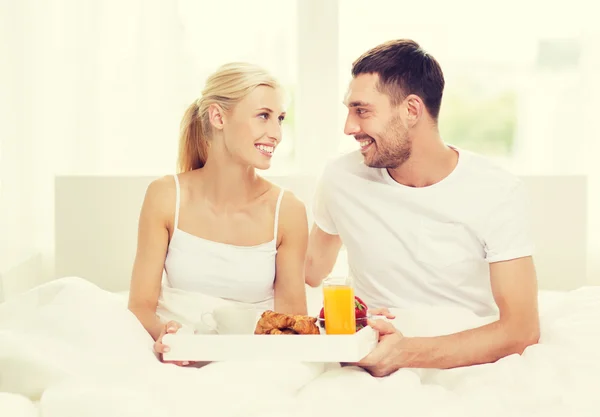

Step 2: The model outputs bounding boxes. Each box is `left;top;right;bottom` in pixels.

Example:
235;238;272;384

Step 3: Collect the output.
305;39;540;377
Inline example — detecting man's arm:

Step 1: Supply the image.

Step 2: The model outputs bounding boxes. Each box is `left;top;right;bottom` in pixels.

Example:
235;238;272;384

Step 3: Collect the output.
358;256;540;375
400;256;539;368
304;224;343;287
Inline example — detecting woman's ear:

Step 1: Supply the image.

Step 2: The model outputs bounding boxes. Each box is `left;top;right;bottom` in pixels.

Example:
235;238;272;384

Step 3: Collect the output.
208;104;225;130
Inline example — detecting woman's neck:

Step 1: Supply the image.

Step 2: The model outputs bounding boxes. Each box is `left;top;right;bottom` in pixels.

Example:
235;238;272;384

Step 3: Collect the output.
200;157;263;210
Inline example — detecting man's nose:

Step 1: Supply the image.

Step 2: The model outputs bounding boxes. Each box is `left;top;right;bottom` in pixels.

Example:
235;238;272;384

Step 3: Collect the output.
344;115;360;136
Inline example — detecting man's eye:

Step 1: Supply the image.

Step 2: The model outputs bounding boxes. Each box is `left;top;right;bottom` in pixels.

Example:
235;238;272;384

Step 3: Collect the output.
356;108;366;115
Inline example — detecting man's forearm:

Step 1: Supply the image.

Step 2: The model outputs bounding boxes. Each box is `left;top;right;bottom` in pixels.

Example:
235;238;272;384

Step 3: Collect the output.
305;225;343;287
398;319;539;369
305;254;330;287
305;250;340;287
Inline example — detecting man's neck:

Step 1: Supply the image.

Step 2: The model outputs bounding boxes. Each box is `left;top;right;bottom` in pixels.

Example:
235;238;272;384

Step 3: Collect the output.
387;132;458;188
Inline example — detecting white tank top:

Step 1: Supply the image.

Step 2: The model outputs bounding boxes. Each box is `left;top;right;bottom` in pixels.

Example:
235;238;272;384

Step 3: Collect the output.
163;175;284;306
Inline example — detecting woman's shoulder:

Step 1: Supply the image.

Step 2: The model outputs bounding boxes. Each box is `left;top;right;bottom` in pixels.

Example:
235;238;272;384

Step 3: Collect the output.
142;174;178;220
262;182;307;233
278;188;306;216
146;174;177;200
259;178;305;214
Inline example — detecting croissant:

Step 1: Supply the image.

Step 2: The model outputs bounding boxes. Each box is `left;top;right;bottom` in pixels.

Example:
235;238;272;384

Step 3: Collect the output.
254;310;320;335
268;328;296;335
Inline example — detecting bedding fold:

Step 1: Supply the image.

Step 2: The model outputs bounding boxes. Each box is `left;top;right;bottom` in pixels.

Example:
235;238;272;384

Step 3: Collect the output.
1;277;598;417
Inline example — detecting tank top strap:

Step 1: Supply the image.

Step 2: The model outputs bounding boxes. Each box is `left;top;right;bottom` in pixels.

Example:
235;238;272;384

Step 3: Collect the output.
273;188;285;240
173;174;181;230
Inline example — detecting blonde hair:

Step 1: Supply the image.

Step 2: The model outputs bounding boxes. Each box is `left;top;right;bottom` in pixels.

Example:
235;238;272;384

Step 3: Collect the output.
177;62;280;173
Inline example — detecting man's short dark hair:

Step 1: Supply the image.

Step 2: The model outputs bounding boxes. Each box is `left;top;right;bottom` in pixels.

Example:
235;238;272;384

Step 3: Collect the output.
351;39;445;120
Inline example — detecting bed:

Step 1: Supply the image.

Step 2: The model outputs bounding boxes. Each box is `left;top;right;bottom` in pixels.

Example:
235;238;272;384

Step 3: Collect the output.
0;174;598;417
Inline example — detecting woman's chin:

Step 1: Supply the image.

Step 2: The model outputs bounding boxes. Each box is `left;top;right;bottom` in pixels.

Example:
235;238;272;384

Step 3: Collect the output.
253;160;272;171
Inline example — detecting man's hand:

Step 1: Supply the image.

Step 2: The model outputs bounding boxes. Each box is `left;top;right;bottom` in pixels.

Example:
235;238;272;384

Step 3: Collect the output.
354;319;405;377
368;307;396;320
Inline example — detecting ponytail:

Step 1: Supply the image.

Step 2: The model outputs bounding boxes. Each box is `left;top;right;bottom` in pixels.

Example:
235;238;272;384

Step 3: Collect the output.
176;62;280;173
177;101;208;173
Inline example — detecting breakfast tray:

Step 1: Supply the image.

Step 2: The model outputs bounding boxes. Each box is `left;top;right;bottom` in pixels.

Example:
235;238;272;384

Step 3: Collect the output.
162;326;378;362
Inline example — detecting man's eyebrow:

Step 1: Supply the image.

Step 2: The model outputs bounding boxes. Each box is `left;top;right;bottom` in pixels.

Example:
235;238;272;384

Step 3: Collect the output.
345;100;371;108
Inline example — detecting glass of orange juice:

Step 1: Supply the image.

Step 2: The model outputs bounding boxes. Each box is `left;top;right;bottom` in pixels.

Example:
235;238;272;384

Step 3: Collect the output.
322;276;356;334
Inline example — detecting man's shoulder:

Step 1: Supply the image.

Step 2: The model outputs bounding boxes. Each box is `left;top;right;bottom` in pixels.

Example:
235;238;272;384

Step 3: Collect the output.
322;150;375;178
319;150;387;191
458;147;523;192
324;149;363;169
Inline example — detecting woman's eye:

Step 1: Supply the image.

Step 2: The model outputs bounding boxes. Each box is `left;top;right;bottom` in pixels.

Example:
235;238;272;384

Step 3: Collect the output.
259;113;269;120
278;115;285;123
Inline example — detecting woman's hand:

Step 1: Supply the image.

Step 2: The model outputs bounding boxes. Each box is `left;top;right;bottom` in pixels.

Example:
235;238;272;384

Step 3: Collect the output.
154;320;193;366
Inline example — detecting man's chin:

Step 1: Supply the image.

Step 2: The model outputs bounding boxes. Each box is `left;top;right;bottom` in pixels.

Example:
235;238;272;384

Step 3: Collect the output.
360;148;376;166
363;158;382;169
362;152;380;168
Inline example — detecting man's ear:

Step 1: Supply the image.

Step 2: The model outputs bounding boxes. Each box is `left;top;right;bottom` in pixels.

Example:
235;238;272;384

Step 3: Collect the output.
405;95;424;127
208;104;225;130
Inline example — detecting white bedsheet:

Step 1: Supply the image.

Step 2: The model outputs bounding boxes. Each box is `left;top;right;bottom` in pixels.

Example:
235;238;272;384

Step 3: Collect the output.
1;276;599;417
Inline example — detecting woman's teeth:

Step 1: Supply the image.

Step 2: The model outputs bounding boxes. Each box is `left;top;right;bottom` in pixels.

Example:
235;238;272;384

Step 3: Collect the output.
256;144;274;155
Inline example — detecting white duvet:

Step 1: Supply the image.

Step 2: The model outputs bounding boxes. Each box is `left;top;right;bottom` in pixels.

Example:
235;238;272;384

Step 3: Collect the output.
1;277;599;417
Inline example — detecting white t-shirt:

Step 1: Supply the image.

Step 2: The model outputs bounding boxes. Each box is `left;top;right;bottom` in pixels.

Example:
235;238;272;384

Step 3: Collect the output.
313;147;534;316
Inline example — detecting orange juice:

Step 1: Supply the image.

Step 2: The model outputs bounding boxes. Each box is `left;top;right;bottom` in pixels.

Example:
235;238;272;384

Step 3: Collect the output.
323;284;356;334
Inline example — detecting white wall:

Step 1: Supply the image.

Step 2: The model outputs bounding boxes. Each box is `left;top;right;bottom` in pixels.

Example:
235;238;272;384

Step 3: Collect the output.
1;0;599;289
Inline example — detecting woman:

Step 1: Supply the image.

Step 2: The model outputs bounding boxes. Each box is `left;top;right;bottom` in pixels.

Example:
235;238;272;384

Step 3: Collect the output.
127;62;309;364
